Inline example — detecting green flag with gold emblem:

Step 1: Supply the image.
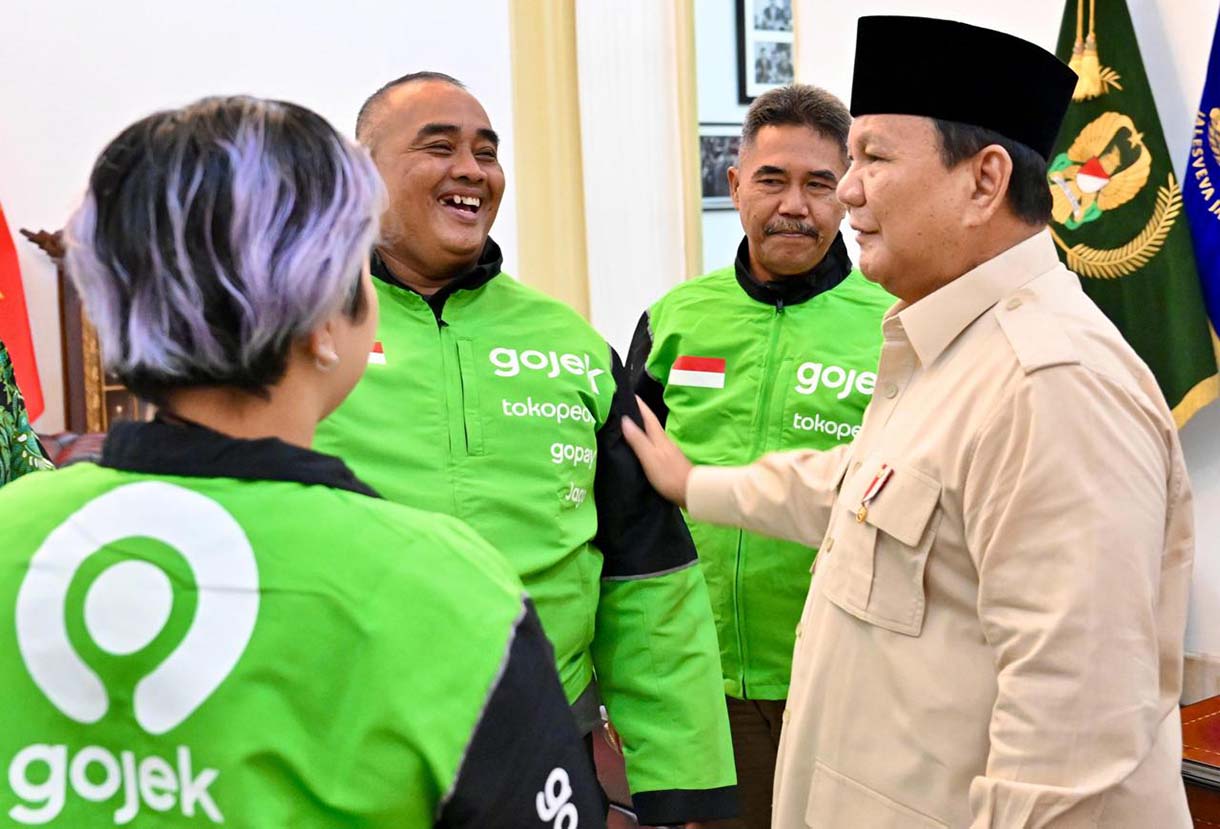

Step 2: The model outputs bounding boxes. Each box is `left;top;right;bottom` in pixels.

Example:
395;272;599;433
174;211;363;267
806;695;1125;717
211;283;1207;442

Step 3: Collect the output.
1050;0;1219;426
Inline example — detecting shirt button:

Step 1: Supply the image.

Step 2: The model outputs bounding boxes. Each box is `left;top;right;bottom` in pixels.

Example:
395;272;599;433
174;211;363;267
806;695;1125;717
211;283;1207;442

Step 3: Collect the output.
795;624;803;639
1006;297;1023;310
883;383;899;398
823;537;834;553
782;708;791;724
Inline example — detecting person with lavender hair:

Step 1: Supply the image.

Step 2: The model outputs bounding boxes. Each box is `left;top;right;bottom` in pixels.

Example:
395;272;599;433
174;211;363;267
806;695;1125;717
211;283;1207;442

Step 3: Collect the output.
0;95;600;827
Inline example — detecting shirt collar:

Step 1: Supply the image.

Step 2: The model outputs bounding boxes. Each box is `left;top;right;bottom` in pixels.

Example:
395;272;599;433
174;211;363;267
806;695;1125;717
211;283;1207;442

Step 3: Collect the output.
733;233;853;307
895;229;1062;367
100;416;379;498
371;238;504;321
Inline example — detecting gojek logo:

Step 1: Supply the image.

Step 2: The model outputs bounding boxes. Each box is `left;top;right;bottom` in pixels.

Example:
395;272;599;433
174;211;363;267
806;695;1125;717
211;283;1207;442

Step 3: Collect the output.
9;482;260;825
535;767;577;829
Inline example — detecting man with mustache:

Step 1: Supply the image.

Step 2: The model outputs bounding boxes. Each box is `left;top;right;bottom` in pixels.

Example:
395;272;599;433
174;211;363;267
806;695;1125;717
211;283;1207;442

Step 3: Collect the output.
626;84;889;829
625;17;1194;827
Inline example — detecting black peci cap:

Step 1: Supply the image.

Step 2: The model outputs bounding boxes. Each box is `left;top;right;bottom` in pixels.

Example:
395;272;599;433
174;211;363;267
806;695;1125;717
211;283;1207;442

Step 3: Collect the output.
849;16;1077;158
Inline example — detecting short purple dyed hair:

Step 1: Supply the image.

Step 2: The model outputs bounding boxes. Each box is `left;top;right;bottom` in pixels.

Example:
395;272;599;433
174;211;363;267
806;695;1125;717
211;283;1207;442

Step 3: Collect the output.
65;95;386;401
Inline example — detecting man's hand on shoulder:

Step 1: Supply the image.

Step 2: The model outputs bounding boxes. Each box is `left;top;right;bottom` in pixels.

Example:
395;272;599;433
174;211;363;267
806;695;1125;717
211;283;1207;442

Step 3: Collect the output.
621;397;692;508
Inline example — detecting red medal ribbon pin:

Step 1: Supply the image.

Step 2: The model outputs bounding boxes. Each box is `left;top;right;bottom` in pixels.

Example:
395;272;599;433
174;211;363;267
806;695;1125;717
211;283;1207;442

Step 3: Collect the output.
856;463;893;523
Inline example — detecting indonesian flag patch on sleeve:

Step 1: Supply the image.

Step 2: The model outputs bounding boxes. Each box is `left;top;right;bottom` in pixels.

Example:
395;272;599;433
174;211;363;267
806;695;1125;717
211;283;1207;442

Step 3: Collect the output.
669;355;726;388
368;341;386;365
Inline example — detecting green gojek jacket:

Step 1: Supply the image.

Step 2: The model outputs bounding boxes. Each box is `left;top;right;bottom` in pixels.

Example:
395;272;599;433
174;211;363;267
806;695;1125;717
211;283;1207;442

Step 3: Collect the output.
628;235;891;700
0;419;602;828
314;240;737;823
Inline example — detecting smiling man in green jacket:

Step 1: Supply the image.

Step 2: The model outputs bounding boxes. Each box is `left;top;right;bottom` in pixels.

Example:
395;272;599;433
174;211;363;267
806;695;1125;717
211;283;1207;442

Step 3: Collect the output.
313;71;736;826
627;85;889;829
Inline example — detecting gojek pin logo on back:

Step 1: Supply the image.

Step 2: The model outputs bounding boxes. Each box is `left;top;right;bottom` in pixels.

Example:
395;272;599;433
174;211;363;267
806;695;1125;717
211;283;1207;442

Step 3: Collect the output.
9;482;259;825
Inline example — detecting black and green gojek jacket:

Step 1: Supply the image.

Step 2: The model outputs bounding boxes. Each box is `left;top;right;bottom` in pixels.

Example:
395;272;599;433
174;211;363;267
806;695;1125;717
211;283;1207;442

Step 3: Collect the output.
628;236;890;702
314;240;737;824
0;419;602;827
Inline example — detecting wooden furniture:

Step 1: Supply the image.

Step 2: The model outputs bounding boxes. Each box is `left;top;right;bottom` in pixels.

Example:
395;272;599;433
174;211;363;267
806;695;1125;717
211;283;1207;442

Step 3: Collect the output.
1183;695;1220;826
21;228;153;432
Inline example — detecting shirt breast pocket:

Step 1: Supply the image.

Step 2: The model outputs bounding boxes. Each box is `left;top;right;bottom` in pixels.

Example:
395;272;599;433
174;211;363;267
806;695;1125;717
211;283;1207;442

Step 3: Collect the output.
820;460;942;636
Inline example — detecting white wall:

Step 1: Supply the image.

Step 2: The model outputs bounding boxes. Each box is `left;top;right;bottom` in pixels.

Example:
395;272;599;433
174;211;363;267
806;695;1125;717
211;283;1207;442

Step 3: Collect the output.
695;0;751;274
0;0;517;432
577;1;697;354
794;0;1220;657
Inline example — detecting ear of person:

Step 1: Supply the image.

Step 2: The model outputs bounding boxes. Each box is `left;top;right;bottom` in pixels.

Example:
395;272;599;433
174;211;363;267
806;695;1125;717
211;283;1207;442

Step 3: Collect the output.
968;145;1013;223
308;327;340;372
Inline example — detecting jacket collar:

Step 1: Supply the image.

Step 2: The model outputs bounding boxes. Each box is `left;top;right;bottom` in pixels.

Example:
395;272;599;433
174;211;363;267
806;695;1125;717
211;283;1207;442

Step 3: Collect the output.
895;229;1062;367
371;238;504;320
100;416;379;498
733;232;852;307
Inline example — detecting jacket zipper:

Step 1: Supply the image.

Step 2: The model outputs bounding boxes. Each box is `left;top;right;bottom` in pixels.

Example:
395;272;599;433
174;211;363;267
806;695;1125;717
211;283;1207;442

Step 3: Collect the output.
734;300;785;697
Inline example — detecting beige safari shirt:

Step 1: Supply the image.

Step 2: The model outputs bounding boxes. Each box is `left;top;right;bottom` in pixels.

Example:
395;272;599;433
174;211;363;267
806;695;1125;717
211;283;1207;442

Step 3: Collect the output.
688;230;1193;828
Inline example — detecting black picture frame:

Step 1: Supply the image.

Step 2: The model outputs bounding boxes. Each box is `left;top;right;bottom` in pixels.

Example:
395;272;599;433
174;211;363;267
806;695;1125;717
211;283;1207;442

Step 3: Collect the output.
699;123;742;210
737;0;795;105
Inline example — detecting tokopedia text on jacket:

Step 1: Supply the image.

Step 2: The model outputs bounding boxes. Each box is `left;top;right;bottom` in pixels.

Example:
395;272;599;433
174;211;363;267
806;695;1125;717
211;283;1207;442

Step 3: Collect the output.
314;239;736;823
628;235;890;700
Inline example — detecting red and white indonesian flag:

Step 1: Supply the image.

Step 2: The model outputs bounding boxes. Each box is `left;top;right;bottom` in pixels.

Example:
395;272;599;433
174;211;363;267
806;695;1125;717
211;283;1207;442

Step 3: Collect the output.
669;356;726;389
368;341;386;365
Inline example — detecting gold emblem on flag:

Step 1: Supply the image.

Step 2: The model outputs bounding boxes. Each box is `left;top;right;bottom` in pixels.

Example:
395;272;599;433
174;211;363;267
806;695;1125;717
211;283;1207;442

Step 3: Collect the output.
1210;108;1220;166
1049;113;1150;225
1048;112;1181;279
1189;108;1220;225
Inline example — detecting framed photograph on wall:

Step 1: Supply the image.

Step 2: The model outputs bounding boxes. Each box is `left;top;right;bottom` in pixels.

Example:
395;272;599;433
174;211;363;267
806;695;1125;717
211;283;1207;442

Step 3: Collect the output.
737;0;795;104
699;123;742;210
